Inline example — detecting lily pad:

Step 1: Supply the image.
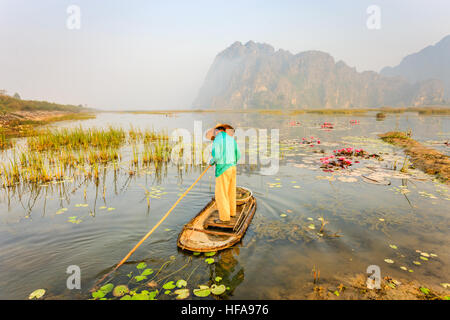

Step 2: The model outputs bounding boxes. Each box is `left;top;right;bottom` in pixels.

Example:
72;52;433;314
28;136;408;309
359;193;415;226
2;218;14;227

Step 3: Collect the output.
204;252;216;257
193;286;211;297
210;284;226;295
131;293;149;300
92;290;106;299
28;289;45;299
162;281;176;290
215;276;222;282
205;258;215;264
113;285;129;297
141;268;154;276
100;283;114;294
136;262;147;270
134;275;147;282
176;279;187;288
174;288;189;300
120;295;132;300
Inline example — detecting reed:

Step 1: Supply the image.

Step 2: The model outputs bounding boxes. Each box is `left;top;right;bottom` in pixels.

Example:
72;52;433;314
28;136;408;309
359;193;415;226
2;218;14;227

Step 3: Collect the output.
0;126;203;190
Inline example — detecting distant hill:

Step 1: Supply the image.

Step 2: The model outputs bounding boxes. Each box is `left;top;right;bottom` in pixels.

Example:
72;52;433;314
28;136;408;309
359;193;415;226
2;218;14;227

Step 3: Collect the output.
381;35;450;99
193;40;446;109
0;93;84;113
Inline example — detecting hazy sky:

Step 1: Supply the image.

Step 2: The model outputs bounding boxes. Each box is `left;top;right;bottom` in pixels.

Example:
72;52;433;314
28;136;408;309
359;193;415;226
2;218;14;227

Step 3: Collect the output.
0;0;449;110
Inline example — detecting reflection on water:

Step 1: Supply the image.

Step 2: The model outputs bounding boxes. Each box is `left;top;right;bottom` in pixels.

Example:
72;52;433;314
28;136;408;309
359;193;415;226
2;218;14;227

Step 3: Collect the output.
0;111;449;299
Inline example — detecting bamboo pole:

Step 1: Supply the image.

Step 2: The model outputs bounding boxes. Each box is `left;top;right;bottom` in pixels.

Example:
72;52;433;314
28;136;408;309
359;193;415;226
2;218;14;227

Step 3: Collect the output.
92;164;211;290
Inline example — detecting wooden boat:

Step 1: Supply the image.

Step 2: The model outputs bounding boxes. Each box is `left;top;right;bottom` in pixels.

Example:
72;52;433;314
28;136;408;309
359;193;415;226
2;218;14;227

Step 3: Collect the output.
177;187;256;252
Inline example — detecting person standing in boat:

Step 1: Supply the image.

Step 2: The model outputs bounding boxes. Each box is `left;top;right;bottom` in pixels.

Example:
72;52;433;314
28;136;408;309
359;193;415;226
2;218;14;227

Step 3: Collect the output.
207;123;241;223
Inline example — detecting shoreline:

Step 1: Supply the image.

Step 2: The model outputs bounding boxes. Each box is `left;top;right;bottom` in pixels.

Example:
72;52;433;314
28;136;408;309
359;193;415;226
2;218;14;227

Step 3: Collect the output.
0;110;96;135
379;131;450;184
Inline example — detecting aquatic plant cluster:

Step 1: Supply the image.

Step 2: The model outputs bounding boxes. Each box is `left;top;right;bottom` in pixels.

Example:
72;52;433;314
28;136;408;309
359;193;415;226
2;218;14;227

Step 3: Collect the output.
0;126;201;189
319;147;382;171
87;252;231;300
301;136;321;146
321;122;334;129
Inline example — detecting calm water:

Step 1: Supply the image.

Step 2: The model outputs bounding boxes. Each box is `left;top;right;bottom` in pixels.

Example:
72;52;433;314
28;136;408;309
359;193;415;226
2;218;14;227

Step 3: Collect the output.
0;111;449;299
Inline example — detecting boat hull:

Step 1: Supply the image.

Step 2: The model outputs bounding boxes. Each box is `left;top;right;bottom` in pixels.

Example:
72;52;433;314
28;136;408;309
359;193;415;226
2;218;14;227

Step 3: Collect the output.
177;195;256;252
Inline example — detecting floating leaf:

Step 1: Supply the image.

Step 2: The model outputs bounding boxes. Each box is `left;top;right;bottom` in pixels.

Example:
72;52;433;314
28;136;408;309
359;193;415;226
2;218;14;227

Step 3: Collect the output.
29;289;45;299
413;261;421;265
176;279;187;288
215;276;222;282
400;266;407;271
193;287;211;297
148;290;158;300
164;290;171;295
100;283;114;294
113;285;129;297
205;258;214;264
308;224;315;230
204;252;216;257
120;295;132;300
440;283;450;289
134;275;147;282
162;281;176;290
92;290;106;299
384;259;394;264
389;244;398;250
174;289;189;300
193;252;201;256
210;284;226;295
420;252;430;258
141;268;153;276
136;262;147;270
131;293;149;300
280;214;287;217
420;256;428;261
430;253;438;257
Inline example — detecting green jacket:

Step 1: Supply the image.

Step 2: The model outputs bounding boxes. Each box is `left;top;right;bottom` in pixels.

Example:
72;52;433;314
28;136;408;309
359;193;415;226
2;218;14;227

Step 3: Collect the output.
209;131;241;177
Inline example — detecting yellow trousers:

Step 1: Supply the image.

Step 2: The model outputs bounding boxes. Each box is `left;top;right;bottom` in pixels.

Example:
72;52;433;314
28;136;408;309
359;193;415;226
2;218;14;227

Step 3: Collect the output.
215;166;236;221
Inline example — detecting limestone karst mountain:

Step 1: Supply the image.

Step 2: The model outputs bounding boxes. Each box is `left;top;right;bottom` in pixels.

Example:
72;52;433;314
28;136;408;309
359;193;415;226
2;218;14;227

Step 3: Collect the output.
193;39;447;109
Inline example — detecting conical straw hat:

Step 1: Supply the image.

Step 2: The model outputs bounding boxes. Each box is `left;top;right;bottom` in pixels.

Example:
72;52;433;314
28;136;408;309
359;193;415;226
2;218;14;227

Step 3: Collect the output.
206;123;235;140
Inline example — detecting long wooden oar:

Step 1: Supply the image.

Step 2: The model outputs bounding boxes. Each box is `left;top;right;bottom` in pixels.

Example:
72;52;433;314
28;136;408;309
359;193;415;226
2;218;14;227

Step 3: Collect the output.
92;164;211;290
